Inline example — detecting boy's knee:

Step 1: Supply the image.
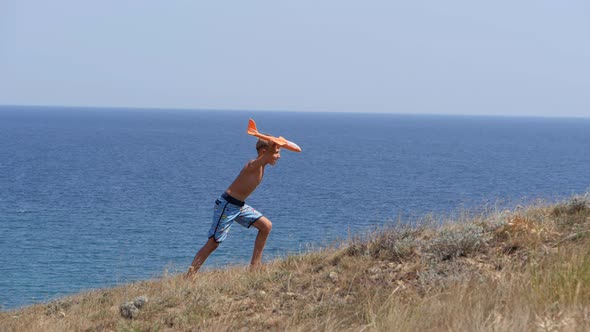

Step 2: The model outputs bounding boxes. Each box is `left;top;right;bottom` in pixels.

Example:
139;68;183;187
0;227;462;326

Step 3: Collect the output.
206;238;220;250
259;218;272;234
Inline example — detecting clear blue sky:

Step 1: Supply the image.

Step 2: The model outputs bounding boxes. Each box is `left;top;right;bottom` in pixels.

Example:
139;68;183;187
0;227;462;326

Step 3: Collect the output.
1;1;589;117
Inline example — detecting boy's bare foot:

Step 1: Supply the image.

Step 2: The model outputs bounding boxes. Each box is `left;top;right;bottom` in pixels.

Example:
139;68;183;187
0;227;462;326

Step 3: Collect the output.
185;267;198;280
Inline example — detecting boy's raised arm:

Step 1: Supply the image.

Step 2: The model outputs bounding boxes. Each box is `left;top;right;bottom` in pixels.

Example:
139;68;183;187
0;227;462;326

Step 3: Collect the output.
247;155;267;169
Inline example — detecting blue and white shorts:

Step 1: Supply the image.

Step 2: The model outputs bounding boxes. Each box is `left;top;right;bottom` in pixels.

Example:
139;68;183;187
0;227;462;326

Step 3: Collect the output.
207;192;263;243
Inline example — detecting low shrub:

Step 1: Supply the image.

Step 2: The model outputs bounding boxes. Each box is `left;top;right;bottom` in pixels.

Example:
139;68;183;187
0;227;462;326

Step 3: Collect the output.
424;223;491;261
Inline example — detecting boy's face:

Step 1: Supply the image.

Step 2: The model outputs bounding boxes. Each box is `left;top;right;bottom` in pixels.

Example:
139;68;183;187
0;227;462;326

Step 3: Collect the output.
264;145;281;165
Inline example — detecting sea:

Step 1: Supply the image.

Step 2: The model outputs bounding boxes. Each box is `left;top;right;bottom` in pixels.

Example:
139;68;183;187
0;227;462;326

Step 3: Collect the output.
1;105;589;310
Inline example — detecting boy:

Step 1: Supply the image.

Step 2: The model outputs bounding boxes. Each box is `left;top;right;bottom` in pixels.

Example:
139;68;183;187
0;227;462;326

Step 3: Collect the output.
187;139;281;276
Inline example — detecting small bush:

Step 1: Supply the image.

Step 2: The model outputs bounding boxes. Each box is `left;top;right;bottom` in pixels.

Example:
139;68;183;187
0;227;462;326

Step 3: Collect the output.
553;194;590;216
369;228;423;261
424;223;491;261
346;242;368;257
480;212;509;232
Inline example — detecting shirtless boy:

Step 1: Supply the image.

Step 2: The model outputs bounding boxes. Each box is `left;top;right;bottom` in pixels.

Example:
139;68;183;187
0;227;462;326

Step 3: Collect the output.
187;139;280;275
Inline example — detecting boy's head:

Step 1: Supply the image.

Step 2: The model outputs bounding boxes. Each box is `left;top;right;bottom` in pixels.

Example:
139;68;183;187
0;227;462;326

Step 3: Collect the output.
256;138;273;153
256;138;281;165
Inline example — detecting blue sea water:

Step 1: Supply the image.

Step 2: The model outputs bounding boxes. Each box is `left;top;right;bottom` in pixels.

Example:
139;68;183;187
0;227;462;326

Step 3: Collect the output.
1;106;589;310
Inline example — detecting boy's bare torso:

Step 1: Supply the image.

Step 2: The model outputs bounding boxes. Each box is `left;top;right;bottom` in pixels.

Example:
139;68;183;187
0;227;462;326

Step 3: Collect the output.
225;145;280;201
225;161;265;201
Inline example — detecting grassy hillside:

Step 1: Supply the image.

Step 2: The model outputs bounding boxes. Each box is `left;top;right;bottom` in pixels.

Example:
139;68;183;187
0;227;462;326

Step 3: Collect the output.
2;194;590;331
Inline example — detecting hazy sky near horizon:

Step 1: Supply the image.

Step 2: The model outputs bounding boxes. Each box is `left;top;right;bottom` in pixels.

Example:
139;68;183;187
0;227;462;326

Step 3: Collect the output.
1;1;589;117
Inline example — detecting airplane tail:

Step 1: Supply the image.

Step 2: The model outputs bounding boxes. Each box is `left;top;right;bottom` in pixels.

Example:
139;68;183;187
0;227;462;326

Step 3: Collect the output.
247;118;258;134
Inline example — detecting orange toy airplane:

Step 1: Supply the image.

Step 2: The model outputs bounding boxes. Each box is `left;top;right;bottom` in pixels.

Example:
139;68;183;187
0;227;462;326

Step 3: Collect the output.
247;119;302;153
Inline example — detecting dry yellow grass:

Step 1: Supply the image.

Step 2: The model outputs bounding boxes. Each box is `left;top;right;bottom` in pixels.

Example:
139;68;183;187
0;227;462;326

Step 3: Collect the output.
2;195;590;331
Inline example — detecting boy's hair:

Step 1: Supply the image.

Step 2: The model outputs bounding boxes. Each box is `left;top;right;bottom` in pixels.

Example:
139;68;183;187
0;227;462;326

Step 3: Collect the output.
256;138;275;152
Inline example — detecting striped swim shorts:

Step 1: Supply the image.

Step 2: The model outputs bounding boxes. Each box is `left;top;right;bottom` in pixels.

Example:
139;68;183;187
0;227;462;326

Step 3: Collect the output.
207;192;263;243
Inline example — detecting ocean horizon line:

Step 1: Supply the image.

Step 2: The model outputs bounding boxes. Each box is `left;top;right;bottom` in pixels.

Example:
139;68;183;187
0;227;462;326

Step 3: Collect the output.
1;104;588;120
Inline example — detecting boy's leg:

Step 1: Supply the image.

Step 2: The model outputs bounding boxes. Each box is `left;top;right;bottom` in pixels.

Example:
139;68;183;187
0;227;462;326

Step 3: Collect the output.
249;216;272;267
189;196;238;276
187;237;219;276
